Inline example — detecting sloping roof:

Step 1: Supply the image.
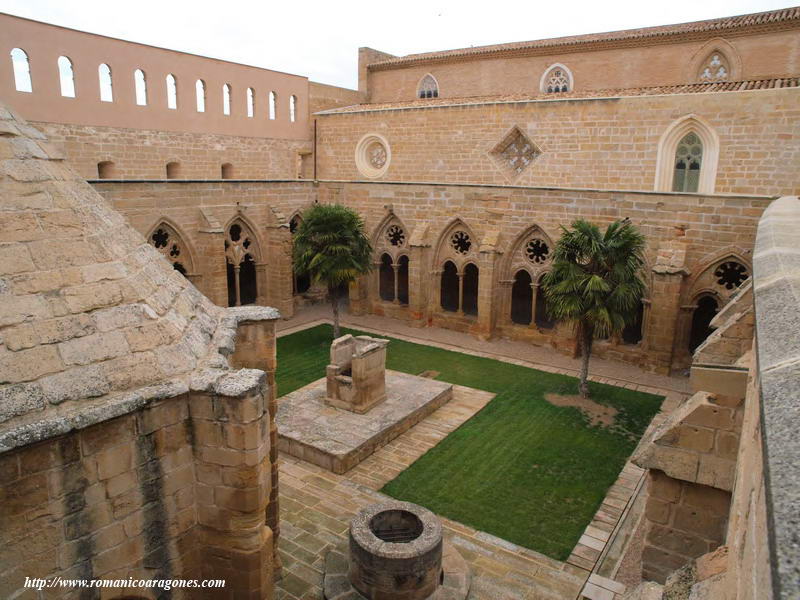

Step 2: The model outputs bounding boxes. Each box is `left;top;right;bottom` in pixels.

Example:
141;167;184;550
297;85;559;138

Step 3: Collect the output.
0;102;277;451
368;7;800;70
316;78;800;115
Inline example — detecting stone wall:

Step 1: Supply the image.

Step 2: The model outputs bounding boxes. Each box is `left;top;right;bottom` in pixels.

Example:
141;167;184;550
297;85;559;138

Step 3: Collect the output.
35;121;311;180
363;26;799;102
315;88;800;197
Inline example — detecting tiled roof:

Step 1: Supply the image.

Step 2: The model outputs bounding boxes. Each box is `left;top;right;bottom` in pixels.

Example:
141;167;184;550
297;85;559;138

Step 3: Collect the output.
368;7;800;69
315;78;800;115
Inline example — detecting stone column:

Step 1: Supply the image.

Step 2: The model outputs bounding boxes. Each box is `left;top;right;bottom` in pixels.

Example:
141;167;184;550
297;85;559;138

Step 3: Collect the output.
648;270;687;374
392;262;400;304
196;228;228;307
264;223;294;318
233;264;241;306
407;242;430;324
475;248;498;339
255;262;268;306
191;370;274;599
529;281;539;329
457;272;464;316
428;268;443;322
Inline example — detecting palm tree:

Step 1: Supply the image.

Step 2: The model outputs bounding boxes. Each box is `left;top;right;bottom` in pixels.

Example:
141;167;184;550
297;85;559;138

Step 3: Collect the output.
292;204;373;338
542;219;646;398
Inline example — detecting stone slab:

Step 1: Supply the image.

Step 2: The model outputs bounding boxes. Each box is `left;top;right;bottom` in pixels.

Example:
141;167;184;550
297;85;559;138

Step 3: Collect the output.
277;370;453;474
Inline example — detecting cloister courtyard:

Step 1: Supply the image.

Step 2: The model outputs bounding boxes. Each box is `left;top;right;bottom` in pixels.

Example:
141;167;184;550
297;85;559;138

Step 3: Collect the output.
271;304;688;599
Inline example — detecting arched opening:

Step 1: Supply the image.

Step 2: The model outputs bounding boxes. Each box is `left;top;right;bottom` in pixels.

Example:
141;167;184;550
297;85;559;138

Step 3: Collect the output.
134;69;147;105
57;56;75;97
289;95;297;122
689;295;719;353
440;261;459;312
510;269;532;325
672;132;703;193
10;48;32;93
221;163;233;179
166;74;177;109
98;63;113;102
268;91;276;120
535;273;555;329
223;83;231;115
397;255;409;305
379;253;394;301
622;301;644;345
166;162;181;179
195;79;206;112
149;223;193;277
541;64;572;93
239;255;257;305
417;74;439;99
462;263;479;316
225;221;259;307
97;161;116;179
247;87;255;117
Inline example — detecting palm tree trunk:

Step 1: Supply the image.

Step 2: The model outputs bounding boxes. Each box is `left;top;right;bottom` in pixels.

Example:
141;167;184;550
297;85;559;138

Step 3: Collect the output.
579;322;593;398
330;285;340;338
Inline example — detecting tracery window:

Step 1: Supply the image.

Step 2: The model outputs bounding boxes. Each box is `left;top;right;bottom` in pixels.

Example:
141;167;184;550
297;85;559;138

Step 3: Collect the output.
451;231;471;255
386;225;405;247
10;48;32;93
714;261;748;290
58;56;75;97
525;239;550;264
374;219;409;305
672;132;703;193
418;74;439;99
698;53;729;82
542;65;571;93
149;224;190;276
225;221;258;306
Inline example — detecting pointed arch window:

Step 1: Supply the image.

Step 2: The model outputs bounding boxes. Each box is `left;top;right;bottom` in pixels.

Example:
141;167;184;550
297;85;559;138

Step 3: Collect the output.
510;270;533;325
57;56;75;97
149;223;192;276
166;74;178;109
247;87;255;117
698;52;730;82
195;79;206;112
541;64;572;93
225;221;259;306
268;91;276;120
672;132;703;193
223;83;231;115
289;95;297;122
418;74;438;99
98;63;113;102
134;69;147;105
10;48;32;92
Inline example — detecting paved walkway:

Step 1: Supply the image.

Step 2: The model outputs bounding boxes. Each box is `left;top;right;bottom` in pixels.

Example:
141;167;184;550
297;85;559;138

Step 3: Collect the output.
274;305;690;599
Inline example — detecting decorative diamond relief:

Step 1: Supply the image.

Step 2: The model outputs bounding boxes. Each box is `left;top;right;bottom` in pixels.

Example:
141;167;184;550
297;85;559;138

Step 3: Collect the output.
490;127;541;181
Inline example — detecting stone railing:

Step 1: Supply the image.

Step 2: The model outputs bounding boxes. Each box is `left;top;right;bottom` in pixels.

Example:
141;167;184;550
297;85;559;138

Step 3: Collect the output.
751;195;800;599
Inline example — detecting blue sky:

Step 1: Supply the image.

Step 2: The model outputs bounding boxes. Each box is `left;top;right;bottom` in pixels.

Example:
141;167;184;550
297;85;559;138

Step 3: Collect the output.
1;0;793;89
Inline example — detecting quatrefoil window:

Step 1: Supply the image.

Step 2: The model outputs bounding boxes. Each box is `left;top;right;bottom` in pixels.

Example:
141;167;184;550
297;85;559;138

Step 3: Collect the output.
714;261;748;290
152;228;169;248
451;231;471;254
525;239;550;264
387;225;405;246
169;244;180;258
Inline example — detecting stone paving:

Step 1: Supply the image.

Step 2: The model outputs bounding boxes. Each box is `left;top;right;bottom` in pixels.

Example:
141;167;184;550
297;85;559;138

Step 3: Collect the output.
274;306;691;599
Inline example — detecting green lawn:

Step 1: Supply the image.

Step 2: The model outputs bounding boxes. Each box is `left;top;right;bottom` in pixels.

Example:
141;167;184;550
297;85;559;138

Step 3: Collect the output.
276;324;662;560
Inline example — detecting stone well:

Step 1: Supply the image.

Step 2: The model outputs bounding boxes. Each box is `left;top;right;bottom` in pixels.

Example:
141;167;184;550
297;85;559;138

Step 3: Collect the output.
323;501;470;600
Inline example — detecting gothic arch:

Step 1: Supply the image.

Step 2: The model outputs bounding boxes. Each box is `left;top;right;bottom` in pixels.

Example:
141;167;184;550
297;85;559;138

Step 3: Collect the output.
433;218;479;270
372;212;409;261
146;218;196;276
417;73;439;98
654;114;720;194
224;215;262;306
539;63;573;93
684;246;751;305
372;212;411;305
686;38;742;83
502;224;555;280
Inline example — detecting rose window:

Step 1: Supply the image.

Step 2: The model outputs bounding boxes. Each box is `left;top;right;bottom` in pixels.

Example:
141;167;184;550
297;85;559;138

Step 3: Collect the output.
450;231;471;254
714;261;748;290
386;225;405;247
369;142;387;169
525;239;550;264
